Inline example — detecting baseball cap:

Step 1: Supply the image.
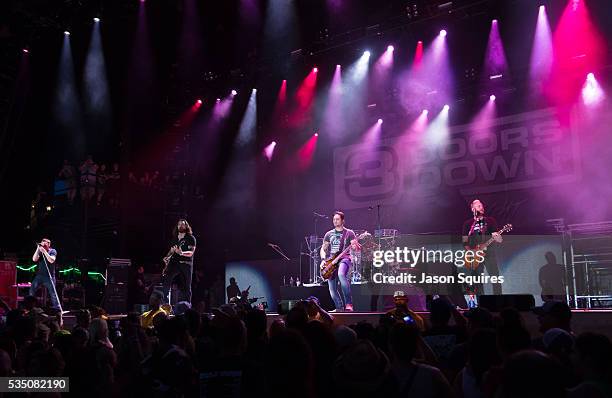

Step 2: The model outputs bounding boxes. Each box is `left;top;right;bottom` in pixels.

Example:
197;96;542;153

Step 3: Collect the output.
393;291;407;298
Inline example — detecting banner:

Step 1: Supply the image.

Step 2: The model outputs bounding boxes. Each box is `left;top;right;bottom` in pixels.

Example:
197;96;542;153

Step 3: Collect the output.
334;108;581;210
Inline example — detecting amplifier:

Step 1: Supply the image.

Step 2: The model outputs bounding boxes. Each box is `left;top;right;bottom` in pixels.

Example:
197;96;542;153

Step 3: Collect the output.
104;283;128;314
107;258;131;285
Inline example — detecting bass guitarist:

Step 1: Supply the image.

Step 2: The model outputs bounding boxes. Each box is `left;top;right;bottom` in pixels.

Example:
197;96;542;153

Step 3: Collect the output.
161;219;196;306
462;199;503;297
320;211;361;312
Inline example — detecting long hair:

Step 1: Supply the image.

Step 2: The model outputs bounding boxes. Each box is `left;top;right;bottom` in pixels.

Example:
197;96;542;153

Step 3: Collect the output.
173;219;193;236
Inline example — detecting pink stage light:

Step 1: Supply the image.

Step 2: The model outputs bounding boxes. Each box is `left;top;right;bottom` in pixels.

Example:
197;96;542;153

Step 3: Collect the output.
336;64;341;69
492;19;498;24
231;90;237;96
387;45;394;52
422;109;428;115
22;48;29;53
313;67;318;73
264;141;277;162
443;104;450;111
440;29;447;37
196;99;202;105
314;132;318;137
489;95;496;101
377;118;383;124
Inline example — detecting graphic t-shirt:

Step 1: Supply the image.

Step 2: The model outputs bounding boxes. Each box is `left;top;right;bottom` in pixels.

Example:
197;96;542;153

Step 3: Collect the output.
462;216;498;253
323;228;356;259
172;234;197;265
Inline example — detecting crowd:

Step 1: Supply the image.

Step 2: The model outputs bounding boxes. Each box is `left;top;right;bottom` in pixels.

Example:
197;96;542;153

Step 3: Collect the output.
0;293;610;398
56;156;164;207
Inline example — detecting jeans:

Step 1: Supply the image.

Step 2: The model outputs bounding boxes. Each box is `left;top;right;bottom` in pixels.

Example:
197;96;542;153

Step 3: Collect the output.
162;262;193;304
464;256;502;296
327;258;352;309
30;274;60;309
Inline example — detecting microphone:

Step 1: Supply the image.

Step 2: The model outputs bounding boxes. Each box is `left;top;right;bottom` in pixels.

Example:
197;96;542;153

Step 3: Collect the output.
313;212;328;219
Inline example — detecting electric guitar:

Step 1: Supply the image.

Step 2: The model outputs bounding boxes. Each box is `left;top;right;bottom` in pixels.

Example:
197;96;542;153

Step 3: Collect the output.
320;231;369;280
465;223;513;270
161;246;177;276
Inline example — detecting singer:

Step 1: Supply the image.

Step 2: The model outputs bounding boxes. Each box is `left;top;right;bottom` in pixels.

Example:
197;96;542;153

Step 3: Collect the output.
461;199;503;297
31;238;61;309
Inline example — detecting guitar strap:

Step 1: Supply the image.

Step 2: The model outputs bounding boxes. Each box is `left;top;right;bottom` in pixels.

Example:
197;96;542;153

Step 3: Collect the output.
337;228;349;257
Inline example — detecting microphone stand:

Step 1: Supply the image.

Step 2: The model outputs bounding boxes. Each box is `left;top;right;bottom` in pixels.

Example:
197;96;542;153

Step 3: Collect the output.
267;243;291;261
37;245;64;314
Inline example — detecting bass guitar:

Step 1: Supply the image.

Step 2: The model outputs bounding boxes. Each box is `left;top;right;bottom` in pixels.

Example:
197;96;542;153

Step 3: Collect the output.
320;231;369;280
465;224;513;270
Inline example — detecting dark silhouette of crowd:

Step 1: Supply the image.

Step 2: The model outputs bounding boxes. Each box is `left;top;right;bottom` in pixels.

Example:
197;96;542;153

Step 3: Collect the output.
0;295;611;398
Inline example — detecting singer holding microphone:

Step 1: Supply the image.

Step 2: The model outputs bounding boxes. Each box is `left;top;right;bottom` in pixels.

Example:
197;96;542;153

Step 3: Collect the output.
31;238;61;310
461;199;503;297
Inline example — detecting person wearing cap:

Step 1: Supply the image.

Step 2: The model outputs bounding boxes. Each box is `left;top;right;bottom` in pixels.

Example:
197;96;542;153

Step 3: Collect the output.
386;290;425;331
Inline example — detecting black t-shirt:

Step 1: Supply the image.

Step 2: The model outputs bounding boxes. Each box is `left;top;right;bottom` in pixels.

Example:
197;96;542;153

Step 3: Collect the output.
462;216;498;249
36;248;57;276
323;228;356;259
172;234;196;265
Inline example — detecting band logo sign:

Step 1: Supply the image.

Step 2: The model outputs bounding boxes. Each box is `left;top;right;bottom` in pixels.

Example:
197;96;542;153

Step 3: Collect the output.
334;108;581;209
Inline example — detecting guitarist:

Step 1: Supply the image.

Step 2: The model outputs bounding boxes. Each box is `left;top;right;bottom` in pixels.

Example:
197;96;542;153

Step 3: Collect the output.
161;219;196;306
462;199;503;297
320;211;361;312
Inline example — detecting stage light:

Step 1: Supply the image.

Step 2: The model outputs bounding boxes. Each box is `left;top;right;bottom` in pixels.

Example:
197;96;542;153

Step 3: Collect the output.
490;94;496;101
377;118;383;124
64;31;71;36
336;64;341;68
22;48;29;53
314;132;319;137
46;206;52;212
387;45;394;52
231;90;237;96
313;67;318;73
422;109;428;115
489;74;503;80
272;141;276;145
196;99;202;104
252;88;257;93
93;17;100;23
539;5;545;12
492;19;498;24
582;72;605;105
440;29;447;37
216;98;221;102
363;50;371;58
443;104;450;111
